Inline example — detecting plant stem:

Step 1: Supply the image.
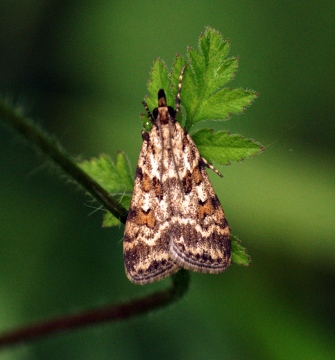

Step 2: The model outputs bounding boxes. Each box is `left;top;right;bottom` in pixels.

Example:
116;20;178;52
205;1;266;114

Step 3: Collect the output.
0;99;128;223
0;270;189;348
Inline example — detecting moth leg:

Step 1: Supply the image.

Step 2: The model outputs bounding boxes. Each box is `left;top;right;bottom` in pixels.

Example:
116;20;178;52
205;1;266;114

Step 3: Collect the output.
201;156;223;178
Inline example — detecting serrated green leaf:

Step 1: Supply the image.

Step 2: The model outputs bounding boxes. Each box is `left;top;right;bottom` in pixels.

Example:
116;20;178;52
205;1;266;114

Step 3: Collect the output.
212;57;238;93
78;153;130;192
199;27;230;62
193;88;257;123
181;27;252;129
115;151;134;189
231;234;251;266
78;152;134;226
192;128;264;165
144;28;257;132
102;194;131;227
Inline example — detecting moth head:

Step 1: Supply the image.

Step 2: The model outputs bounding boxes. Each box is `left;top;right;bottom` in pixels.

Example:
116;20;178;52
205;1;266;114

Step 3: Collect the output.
158;89;167;107
153;89;175;122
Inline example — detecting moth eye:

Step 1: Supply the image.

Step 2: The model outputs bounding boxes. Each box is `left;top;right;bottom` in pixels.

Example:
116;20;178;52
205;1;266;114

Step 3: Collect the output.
153;108;158;119
168;106;175;118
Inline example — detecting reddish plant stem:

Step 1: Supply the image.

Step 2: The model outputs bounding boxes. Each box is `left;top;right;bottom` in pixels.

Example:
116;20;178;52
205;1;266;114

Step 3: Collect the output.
0;270;189;349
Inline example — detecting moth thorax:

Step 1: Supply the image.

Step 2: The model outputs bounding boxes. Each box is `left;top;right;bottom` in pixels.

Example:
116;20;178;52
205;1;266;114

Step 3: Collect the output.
154;107;176;125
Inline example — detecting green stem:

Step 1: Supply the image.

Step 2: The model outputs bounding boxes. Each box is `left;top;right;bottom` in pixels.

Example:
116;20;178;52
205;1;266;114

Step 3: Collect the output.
0;98;128;223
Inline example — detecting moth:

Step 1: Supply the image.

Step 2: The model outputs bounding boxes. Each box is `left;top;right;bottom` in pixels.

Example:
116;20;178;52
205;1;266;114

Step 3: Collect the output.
123;67;231;284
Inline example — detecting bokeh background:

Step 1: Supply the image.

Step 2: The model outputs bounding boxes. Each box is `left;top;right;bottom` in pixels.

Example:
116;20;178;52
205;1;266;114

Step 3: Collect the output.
0;1;334;359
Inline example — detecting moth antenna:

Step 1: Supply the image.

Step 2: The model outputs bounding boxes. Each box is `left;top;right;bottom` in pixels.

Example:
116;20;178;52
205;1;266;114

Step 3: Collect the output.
201;156;223;177
175;66;186;117
142;100;154;124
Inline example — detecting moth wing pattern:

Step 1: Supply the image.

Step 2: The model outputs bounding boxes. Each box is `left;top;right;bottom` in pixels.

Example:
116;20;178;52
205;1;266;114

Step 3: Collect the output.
123;129;180;285
168;122;231;273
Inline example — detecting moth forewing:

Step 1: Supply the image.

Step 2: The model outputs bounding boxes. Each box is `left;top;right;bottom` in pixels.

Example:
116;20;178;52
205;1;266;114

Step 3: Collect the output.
123;130;180;285
123;67;231;284
167;123;231;273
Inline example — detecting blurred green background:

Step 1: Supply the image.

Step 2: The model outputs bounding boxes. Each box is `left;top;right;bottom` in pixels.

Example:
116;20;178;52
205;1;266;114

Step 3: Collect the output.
0;1;334;359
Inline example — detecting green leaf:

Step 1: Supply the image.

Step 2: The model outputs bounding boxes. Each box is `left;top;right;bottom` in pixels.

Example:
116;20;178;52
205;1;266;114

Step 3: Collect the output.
192;88;257;123
182;27;258;129
231;234;251;266
77;152;134;226
192;128;264;166
144;27;258;132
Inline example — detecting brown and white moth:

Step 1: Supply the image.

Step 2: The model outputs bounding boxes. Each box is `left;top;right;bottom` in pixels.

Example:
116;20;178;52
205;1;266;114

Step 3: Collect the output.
123;67;231;284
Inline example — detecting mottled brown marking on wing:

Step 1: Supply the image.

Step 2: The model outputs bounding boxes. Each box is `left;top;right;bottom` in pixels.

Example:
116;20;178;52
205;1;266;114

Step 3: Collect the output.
169;222;231;273
197;198;215;220
142;172;151;192
129;208;156;228
152;176;162;198
193;164;202;185
182;131;189;150
124;228;179;284
182;170;193;194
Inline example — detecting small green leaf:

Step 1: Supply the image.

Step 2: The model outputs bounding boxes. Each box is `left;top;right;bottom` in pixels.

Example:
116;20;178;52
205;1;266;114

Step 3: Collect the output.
78;152;134;226
115;151;134;190
231;234;251;266
144;27;258;132
193;88;257;123
181;27;258;129
192;129;264;166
